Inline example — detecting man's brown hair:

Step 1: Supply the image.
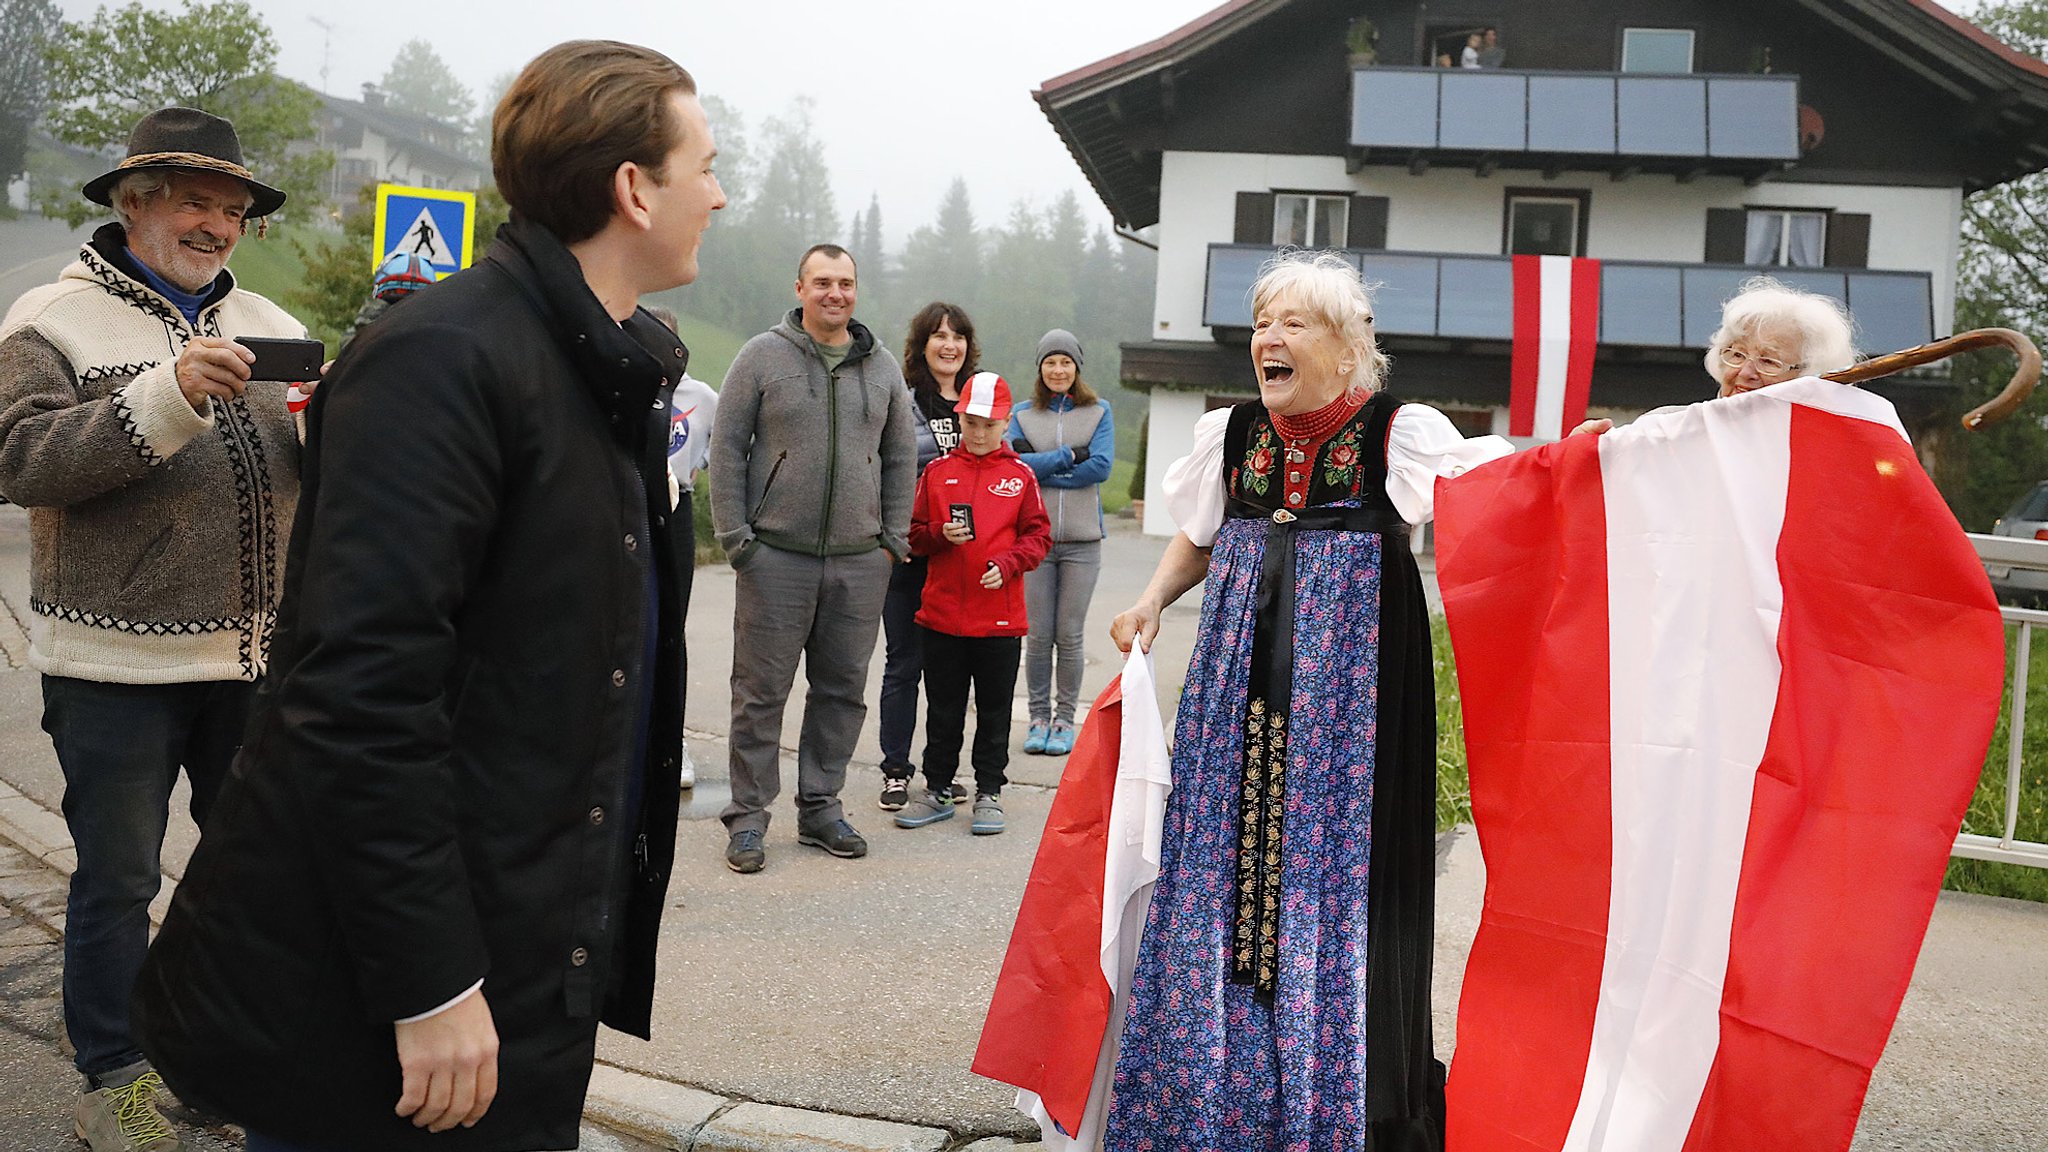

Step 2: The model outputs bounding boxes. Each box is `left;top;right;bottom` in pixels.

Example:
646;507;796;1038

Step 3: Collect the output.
493;40;697;245
797;243;856;281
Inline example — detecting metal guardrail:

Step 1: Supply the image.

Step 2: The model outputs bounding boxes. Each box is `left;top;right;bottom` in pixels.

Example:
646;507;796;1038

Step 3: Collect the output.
1958;534;2048;868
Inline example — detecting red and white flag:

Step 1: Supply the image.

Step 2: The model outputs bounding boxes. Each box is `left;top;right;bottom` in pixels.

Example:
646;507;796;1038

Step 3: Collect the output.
973;647;1171;1149
1434;378;2005;1152
1510;254;1601;441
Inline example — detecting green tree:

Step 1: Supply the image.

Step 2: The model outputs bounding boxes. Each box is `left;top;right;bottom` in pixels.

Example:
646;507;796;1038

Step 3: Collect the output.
0;0;61;187
38;0;329;224
1940;0;2048;528
380;39;472;127
898;176;980;309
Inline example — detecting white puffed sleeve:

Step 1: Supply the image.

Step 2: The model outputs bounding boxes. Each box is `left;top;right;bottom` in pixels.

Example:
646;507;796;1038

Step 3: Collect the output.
1161;406;1234;547
1384;403;1514;525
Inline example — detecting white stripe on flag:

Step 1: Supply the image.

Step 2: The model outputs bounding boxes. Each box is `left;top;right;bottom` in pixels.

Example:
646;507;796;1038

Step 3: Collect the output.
1533;255;1574;441
1565;395;1792;1151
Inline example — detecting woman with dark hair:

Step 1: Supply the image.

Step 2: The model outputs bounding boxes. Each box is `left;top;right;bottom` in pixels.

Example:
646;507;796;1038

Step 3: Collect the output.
1007;329;1114;757
878;302;980;811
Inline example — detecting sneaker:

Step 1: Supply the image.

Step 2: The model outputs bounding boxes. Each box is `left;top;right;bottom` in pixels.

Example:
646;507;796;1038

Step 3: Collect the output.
878;776;911;812
947;781;969;805
677;742;697;790
1045;722;1077;756
1023;722;1050;754
76;1070;182;1151
971;793;1006;836
894;790;957;829
797;819;869;858
725;829;765;873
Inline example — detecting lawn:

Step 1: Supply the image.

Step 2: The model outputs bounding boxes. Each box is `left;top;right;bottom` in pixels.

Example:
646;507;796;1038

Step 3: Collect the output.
1429;613;2048;901
226;223;311;306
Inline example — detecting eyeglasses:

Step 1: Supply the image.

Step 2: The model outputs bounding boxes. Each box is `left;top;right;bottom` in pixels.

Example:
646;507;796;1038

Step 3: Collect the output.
1718;347;1803;378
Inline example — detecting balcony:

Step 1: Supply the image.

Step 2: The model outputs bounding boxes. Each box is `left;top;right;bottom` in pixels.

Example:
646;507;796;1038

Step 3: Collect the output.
1350;67;1800;180
1202;244;1934;357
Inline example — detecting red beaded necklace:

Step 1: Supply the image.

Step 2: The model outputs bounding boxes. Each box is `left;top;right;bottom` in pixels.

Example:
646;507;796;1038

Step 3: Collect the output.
1268;391;1366;508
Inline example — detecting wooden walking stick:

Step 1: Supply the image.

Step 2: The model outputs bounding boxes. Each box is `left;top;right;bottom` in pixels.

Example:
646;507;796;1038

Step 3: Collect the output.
1820;328;2041;430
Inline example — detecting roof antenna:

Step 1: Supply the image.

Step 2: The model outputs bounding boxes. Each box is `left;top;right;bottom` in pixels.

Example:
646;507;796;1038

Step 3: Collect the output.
308;15;335;94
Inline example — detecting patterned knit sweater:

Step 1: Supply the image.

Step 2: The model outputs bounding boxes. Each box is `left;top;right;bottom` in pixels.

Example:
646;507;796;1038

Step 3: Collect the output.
0;227;306;683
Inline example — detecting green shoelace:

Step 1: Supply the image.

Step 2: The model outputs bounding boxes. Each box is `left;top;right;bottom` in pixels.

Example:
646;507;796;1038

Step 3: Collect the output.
108;1071;175;1145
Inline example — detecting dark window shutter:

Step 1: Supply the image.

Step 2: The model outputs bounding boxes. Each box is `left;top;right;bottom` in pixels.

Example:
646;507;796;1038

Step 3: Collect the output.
1825;213;1870;268
1234;192;1276;243
1348;195;1390;249
1705;208;1747;264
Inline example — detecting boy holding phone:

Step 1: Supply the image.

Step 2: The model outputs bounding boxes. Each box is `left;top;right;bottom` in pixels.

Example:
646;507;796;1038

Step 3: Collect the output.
898;372;1050;835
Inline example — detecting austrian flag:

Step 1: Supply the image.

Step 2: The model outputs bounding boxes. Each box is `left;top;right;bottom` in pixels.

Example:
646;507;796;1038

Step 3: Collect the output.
1434;378;2006;1152
1510;254;1601;441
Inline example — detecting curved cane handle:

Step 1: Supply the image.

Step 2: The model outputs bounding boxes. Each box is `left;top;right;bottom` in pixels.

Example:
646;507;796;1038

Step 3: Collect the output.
1820;327;2040;430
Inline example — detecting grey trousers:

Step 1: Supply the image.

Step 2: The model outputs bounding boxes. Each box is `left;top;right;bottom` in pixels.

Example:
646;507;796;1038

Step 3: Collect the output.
722;544;893;835
1024;538;1104;727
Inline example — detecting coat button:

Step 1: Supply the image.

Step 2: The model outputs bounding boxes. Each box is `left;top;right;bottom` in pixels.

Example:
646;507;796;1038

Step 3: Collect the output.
589;806;605;826
1287;492;1304;506
570;947;589;967
619;357;632;368
611;669;627;687
624;534;638;552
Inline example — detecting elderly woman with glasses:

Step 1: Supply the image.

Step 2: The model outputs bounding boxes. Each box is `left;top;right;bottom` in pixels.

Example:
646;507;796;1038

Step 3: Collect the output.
1104;252;1511;1150
1578;276;1860;436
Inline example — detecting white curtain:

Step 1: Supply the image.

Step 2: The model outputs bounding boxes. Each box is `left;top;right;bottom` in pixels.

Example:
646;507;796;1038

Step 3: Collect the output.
1743;213;1782;265
1785;214;1826;267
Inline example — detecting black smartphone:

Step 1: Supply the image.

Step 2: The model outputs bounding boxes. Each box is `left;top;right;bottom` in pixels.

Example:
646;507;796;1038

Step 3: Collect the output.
948;503;976;539
237;336;325;382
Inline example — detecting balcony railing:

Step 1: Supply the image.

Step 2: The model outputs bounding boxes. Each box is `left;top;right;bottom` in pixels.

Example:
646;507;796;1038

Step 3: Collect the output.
1351;66;1799;175
1203;244;1934;356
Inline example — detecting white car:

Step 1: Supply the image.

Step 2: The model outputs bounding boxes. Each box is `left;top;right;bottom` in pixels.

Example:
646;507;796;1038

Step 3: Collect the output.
1989;480;2048;606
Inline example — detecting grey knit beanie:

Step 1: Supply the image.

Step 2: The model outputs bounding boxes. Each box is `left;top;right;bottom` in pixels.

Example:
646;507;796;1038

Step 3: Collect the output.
1036;328;1084;369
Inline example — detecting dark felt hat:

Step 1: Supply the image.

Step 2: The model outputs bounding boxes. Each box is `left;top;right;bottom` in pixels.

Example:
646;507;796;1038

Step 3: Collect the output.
82;107;287;218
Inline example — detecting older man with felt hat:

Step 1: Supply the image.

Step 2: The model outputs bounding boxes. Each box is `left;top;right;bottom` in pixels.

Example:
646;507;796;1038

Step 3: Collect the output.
0;106;309;1152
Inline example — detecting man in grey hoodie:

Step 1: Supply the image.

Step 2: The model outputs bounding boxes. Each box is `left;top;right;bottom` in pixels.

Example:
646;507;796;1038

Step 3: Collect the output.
709;244;916;872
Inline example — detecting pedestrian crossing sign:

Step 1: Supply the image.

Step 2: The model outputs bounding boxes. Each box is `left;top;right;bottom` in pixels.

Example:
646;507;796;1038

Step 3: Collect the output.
371;184;476;280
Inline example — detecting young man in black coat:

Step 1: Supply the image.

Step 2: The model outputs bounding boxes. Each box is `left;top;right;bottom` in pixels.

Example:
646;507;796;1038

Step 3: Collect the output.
132;39;725;1152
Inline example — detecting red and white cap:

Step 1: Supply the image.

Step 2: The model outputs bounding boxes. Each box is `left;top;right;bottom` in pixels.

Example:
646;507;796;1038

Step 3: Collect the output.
954;371;1015;421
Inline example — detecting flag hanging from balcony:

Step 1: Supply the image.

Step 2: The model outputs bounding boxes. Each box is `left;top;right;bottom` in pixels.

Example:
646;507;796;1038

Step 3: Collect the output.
1433;377;2005;1152
1510;254;1602;440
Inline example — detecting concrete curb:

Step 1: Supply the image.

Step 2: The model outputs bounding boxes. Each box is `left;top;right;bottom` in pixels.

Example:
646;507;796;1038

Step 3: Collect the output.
0;793;1049;1152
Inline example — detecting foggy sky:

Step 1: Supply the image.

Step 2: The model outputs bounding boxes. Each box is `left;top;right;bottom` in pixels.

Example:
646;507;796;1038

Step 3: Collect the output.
54;0;1221;241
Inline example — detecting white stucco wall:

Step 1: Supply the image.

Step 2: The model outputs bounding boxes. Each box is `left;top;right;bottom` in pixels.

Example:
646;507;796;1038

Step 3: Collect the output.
1142;390;1208;538
1153;150;1962;340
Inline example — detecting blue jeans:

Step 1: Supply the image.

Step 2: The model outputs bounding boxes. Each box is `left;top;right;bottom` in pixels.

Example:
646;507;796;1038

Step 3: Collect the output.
41;675;253;1081
877;556;927;780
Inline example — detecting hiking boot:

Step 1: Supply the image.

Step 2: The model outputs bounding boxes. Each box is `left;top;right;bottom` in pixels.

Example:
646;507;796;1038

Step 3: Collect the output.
878;776;911;812
1023;722;1050;754
894;790;957;829
725;829;765;873
797;819;868;858
1045;722;1077;756
946;781;969;805
76;1070;182;1151
972;793;1006;836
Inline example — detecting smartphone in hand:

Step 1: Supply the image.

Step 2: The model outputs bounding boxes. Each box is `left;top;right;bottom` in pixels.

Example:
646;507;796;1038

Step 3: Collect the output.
237;336;326;382
948;503;976;540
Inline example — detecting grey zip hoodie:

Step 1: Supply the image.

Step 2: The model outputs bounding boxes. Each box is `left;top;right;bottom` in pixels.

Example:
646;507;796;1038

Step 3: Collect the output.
709;308;916;564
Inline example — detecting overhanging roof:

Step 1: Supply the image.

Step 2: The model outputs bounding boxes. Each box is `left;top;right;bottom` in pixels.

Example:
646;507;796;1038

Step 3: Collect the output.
1037;0;2048;228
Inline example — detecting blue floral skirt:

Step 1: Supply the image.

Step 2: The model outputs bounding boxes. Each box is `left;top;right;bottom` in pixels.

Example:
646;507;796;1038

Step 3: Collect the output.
1104;516;1444;1152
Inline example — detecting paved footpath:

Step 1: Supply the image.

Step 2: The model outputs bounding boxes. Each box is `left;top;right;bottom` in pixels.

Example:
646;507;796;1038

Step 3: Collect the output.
2;488;2047;1144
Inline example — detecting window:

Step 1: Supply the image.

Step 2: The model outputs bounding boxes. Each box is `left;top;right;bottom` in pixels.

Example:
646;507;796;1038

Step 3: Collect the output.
1273;194;1350;248
1745;209;1827;267
1506;194;1583;257
1621;28;1695;73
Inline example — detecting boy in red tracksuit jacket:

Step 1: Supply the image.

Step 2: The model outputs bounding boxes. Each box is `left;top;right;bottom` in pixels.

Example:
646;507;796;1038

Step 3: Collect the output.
896;372;1051;836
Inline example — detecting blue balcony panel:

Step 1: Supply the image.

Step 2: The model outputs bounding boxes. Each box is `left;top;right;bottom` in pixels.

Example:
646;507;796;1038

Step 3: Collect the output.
1357;254;1440;336
1601;265;1684;346
1617;77;1708;156
1439;74;1528;152
1707;78;1799;159
1204;244;1935;359
1528;75;1618;154
1351;70;1439;150
1437;258;1515;339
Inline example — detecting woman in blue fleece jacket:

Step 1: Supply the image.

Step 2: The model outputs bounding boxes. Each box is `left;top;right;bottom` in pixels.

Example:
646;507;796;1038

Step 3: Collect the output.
1006;329;1115;756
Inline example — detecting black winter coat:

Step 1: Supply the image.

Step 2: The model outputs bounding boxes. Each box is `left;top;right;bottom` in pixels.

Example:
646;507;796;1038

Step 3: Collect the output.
134;218;688;1151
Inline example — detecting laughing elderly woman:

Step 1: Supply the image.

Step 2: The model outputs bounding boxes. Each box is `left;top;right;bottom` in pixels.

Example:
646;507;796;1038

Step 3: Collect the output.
1105;252;1510;1151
